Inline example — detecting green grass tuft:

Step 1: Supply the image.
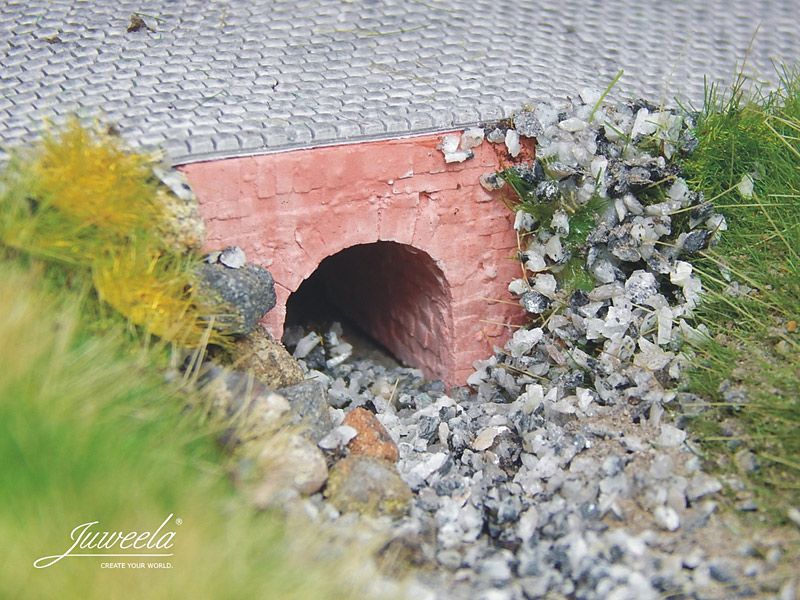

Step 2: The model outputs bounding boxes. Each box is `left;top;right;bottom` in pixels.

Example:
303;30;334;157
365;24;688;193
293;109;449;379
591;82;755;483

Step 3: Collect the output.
0;263;384;599
680;65;800;516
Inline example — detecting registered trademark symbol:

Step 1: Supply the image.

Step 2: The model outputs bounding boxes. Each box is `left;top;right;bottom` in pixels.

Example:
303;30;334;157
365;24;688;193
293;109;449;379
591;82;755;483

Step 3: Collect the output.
175;518;183;526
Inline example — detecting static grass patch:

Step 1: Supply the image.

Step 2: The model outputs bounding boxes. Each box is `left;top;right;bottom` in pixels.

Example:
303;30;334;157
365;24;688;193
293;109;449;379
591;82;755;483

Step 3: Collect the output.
0;264;380;599
681;66;800;515
0;121;387;599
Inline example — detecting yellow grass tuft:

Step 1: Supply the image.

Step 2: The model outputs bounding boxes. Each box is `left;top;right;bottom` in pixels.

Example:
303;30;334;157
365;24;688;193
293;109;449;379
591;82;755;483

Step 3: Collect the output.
29;117;160;234
0;118;232;350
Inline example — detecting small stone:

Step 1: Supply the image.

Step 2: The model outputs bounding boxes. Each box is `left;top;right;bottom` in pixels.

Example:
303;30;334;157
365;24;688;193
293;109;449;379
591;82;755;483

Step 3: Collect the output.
514;111;544;138
787;507;800;528
559;117;587;132
219;245;247;268
709;561;736;583
536;180;560;202
505;129;522;157
318;425;358;452
472;426;506;451
654;505;681;531
514;210;536;231
324;455;413;517
480;172;506;191
737;173;754;198
634;337;674;371
232;326;304;388
199;366;290;444
293;331;321;359
507;327;544;357
444;150;474;163
440;134;460;154
545;161;578;180
253;433;329;504
460;127;485;149
534;273;558;297
624;270;659;303
487;127;506;143
655;424;686;448
408;452;448;483
343;407;399;462
687;473;722;501
545;235;564;262
580;87;602;106
680;229;712;254
279;379;334;443
508;278;530;295
520;291;552;314
550;210;570;236
734;449;759;473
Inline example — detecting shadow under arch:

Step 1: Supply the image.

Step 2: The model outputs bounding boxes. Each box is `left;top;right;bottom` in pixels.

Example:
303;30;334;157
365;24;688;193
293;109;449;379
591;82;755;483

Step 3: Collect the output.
283;240;455;382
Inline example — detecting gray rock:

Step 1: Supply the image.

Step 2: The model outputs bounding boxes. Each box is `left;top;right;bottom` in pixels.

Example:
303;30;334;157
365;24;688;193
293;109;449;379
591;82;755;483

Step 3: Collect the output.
198;262;276;335
278;379;334;442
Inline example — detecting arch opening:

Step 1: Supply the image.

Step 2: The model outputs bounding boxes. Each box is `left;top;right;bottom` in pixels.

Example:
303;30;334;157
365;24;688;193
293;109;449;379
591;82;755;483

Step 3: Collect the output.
283;241;454;381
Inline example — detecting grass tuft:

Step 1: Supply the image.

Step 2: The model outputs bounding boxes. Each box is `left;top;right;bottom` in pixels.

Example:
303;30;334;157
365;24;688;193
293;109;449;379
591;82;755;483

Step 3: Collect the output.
0;118;231;349
680;65;800;516
0;263;383;599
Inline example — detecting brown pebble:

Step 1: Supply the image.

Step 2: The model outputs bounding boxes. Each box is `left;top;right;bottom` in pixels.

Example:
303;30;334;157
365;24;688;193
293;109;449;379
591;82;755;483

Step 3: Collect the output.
787;320;797;333
343;407;399;463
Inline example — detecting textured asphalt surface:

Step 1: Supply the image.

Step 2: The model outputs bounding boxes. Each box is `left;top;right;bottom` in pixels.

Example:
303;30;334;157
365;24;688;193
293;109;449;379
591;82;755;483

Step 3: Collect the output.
1;0;798;164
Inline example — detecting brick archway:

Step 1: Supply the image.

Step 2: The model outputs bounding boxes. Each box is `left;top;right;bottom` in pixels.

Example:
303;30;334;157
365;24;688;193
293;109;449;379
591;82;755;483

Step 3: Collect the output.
287;240;455;380
179;132;525;385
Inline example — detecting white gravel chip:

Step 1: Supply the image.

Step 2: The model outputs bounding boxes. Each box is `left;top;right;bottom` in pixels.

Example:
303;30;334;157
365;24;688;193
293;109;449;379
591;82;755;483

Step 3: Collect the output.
460;127;485;150
219;246;246;268
505;129;522;157
545;235;564;262
559;117;587;132
409;452;448;482
656;424;687;448
293;332;321;358
656;306;673;345
533;273;557;297
634;337;674;370
472;426;507;451
654;505;681;531
440;133;460;154
737;173;754;198
317;425;358;451
508;327;544;357
514;210;535;231
508;278;530;295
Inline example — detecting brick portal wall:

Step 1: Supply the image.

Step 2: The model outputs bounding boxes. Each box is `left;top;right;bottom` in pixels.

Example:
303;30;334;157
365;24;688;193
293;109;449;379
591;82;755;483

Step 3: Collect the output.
179;132;525;385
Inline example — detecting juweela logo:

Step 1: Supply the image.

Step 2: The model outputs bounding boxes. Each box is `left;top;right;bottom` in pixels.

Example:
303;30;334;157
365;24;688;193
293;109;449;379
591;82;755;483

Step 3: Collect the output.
33;514;178;569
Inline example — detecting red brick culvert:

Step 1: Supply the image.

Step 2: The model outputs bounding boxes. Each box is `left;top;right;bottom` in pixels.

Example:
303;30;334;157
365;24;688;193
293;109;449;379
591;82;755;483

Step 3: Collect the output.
180;132;529;386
